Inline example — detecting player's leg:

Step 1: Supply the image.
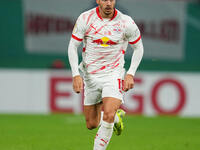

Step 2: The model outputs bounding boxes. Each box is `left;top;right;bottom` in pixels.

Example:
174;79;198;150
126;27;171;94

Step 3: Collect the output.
104;73;126;136
83;90;120;130
94;97;121;150
102;97;121;122
98;109;121;127
84;102;102;130
83;75;103;130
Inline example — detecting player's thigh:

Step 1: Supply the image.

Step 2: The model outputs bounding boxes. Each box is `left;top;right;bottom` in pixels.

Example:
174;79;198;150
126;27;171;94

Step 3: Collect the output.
83;102;102;124
102;97;122;122
102;97;121;113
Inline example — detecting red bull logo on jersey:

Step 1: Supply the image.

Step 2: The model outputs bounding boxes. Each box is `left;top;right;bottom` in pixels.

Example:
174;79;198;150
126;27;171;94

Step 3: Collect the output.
92;37;117;47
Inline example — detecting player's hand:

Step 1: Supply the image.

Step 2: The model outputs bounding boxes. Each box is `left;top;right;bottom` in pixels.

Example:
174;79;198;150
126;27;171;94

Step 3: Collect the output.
124;74;134;92
73;75;83;93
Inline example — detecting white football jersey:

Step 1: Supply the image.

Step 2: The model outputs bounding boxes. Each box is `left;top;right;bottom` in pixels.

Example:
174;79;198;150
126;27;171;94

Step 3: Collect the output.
72;7;141;75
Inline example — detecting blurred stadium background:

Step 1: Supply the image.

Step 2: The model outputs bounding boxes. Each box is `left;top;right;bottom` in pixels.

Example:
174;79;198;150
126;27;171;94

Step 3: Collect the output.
0;0;200;150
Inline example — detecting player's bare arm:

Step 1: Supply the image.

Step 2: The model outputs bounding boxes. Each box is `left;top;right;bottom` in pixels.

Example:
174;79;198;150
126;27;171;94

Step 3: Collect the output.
124;74;134;92
73;75;83;93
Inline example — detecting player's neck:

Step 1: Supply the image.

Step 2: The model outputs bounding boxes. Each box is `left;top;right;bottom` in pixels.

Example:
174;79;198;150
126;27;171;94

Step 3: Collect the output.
98;7;115;19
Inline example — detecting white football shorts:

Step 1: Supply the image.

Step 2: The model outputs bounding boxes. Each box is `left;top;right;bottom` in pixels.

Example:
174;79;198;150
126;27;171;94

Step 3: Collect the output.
83;69;125;106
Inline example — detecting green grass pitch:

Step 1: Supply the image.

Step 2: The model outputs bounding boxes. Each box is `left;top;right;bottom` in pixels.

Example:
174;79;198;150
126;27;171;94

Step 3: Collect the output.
0;114;200;150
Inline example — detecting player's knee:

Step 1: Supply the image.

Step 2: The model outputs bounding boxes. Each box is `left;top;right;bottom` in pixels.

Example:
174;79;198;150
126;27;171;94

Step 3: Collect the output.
86;124;98;130
103;111;115;122
86;120;98;130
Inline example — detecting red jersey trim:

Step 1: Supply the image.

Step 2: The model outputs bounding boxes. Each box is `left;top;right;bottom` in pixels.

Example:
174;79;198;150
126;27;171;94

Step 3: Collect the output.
110;9;118;21
96;7;103;20
72;34;83;42
129;35;141;45
96;7;118;21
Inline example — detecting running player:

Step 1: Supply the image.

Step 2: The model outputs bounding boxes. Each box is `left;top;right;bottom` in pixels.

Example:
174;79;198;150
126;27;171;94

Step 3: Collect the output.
68;0;144;149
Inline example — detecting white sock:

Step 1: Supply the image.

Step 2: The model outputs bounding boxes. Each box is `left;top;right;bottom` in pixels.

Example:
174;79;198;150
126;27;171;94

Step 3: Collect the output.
94;120;114;150
99;111;119;126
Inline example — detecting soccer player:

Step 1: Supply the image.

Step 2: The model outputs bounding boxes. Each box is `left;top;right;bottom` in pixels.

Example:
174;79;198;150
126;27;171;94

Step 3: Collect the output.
68;0;144;149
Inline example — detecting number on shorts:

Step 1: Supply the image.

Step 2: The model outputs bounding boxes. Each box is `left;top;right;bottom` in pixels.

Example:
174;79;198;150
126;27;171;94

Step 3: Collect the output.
118;79;124;93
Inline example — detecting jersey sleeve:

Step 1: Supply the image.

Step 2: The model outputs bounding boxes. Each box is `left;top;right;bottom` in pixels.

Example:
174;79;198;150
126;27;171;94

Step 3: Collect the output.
71;14;86;41
125;17;141;45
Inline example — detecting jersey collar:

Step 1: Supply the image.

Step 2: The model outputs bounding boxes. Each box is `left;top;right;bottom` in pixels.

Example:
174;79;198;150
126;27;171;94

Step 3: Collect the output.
96;7;118;21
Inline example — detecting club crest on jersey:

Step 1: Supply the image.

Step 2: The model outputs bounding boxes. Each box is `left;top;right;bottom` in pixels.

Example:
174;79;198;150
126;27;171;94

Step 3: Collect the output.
92;37;117;47
113;27;122;33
